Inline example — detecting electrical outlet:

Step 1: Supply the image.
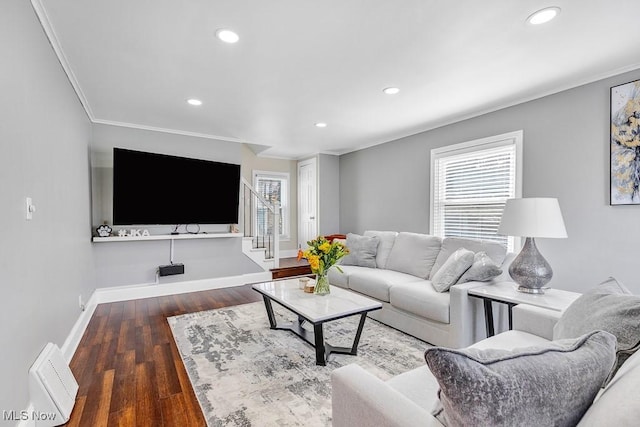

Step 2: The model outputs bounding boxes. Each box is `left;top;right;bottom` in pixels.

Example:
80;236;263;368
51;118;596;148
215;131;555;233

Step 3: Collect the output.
78;295;85;312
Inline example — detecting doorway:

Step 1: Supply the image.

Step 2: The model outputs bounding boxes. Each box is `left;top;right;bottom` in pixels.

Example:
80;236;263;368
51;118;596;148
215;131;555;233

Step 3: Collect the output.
297;157;317;248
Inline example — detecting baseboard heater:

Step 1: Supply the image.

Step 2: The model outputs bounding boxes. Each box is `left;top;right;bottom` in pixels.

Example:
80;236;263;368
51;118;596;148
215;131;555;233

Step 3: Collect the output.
28;343;78;426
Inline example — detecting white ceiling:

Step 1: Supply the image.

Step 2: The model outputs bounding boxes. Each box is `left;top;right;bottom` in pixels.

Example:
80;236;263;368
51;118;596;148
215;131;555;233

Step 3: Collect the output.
35;0;640;159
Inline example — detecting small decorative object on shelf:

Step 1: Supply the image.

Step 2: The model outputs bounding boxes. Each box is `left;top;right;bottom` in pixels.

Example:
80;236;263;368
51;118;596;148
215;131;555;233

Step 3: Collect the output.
96;224;112;237
229;224;240;233
116;229;151;237
297;236;349;296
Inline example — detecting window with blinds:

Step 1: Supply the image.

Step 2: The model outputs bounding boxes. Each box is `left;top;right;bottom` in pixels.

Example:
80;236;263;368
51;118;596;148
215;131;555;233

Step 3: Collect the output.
430;131;522;251
253;171;289;239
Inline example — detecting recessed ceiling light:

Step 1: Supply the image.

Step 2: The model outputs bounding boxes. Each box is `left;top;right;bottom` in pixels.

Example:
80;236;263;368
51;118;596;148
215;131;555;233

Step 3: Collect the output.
383;87;400;95
527;7;560;25
315;122;327;128
186;98;203;106
216;29;239;43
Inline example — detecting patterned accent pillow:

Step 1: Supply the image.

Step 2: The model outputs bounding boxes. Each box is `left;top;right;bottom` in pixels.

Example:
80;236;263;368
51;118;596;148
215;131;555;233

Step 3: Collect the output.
553;277;640;379
339;233;379;268
457;251;503;284
431;248;474;292
425;331;617;427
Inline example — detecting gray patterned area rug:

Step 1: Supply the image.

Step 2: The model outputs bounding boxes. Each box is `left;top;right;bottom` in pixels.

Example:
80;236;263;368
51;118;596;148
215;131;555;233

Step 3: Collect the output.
168;301;430;427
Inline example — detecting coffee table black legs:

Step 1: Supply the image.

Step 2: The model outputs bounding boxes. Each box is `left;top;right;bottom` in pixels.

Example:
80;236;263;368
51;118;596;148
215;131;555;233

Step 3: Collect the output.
313;314;368;365
313;324;326;365
261;295;369;366
262;296;278;328
322;313;367;363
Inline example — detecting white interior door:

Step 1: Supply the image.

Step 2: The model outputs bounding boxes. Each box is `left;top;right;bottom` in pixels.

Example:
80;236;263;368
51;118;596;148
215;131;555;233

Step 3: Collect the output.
298;158;317;248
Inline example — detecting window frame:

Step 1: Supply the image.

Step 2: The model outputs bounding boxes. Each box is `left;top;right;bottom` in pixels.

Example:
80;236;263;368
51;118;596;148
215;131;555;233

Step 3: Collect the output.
252;170;290;241
429;130;523;251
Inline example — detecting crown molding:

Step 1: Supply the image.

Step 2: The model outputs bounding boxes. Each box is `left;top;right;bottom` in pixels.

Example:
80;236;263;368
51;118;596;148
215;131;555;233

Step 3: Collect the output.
31;0;95;120
29;0;640;159
337;62;640;156
92;119;247;143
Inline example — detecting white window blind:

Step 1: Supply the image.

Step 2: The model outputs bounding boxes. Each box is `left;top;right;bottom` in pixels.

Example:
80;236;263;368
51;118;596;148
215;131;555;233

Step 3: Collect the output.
431;131;522;251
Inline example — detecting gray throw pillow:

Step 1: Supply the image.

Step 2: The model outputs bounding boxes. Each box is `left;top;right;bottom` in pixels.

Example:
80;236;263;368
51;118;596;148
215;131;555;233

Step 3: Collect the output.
431;248;474;292
425;331;617;427
429;237;507;280
553;277;640;377
457;251;503;284
363;230;397;268
339;233;379;268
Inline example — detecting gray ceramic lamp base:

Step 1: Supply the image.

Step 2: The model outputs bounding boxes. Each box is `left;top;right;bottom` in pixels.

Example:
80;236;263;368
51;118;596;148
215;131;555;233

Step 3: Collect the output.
508;237;553;294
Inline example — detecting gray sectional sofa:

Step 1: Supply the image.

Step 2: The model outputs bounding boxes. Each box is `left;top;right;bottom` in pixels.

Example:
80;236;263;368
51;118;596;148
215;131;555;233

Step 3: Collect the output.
328;231;514;348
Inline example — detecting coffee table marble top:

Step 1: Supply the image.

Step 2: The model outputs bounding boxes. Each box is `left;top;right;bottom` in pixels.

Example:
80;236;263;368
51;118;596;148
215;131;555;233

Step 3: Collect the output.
252;278;382;323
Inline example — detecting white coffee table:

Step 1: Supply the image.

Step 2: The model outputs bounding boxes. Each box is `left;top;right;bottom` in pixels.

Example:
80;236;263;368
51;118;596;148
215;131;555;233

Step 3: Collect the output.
252;278;382;366
468;281;581;337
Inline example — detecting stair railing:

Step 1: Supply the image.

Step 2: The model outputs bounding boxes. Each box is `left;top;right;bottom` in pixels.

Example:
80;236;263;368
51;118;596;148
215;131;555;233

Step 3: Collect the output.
240;177;280;268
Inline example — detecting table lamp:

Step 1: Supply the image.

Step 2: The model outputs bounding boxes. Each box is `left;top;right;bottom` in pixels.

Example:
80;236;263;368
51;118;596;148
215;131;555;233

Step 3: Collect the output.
497;198;567;294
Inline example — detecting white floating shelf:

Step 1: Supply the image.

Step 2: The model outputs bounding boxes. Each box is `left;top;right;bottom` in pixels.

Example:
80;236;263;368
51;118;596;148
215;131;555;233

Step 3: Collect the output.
92;232;243;243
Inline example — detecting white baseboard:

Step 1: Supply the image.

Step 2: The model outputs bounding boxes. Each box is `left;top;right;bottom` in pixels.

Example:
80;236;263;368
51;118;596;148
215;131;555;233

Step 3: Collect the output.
94;271;272;304
23;271;272;427
60;291;99;362
59;271;271;362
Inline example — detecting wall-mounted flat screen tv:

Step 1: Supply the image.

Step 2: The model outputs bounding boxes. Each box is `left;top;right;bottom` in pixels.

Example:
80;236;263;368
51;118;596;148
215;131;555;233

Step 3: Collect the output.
113;148;241;225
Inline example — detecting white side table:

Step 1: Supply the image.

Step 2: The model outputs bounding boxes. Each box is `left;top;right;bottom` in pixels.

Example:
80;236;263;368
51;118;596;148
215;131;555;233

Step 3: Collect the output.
468;281;581;337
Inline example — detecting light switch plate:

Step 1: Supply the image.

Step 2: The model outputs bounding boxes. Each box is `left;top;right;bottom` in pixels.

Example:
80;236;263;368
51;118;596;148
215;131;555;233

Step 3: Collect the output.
26;197;35;220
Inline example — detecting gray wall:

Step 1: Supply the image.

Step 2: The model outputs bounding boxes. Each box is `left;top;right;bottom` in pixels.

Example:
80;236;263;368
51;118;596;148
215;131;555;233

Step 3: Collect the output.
340;68;640;294
318;154;341;235
0;0;94;416
91;124;261;288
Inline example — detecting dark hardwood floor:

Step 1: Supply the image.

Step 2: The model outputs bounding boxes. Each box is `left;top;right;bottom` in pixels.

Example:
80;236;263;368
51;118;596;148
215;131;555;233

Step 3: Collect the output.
64;285;262;426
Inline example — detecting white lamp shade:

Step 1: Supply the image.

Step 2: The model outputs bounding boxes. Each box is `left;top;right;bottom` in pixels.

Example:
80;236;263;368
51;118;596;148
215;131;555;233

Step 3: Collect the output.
498;198;568;238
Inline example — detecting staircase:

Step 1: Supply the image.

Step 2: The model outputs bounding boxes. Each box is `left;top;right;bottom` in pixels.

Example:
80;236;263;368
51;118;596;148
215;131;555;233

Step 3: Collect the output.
240;178;280;271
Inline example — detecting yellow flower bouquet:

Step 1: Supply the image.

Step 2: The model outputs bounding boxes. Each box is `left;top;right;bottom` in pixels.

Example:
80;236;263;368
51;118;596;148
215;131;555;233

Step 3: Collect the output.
297;236;349;295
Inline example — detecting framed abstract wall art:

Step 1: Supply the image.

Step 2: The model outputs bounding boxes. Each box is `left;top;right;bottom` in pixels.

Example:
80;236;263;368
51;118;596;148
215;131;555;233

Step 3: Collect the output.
611;79;640;205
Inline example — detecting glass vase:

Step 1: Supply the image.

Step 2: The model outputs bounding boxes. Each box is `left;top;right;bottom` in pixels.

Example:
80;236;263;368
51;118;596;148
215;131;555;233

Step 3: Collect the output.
314;272;330;295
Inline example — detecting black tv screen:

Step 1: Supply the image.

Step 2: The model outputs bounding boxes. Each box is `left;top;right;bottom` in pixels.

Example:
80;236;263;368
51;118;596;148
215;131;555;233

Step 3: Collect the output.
113;148;240;225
